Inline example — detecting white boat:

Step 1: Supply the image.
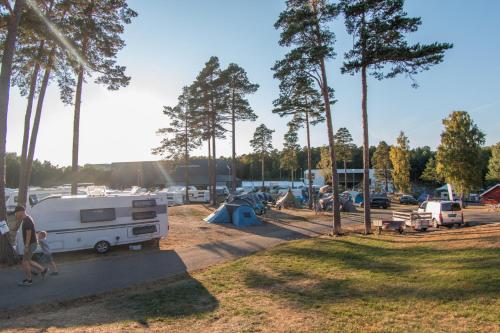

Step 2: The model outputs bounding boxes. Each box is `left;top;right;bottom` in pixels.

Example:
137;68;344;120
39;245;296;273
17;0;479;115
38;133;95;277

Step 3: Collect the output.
16;190;168;254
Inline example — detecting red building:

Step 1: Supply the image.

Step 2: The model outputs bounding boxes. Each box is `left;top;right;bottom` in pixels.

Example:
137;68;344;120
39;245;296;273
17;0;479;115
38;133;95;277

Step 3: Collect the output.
480;184;500;204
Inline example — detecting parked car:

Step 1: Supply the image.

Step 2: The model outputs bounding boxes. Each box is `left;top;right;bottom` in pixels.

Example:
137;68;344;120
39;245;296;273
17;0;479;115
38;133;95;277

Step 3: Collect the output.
399;195;418;205
361;197;391;209
418;200;464;228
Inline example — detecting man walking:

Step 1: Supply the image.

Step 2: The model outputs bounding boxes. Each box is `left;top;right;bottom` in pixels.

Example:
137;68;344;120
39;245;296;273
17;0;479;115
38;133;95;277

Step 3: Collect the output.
15;206;47;286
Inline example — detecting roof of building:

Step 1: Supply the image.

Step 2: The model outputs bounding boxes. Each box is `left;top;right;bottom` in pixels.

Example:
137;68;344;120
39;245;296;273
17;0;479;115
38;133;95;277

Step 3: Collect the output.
480;184;500;197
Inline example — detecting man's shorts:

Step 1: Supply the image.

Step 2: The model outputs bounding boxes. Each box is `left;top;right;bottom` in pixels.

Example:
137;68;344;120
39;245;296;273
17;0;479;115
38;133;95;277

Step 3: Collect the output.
22;243;38;261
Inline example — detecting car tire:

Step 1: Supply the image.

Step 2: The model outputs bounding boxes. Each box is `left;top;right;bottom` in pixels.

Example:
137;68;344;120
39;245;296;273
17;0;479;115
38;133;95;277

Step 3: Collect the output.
94;240;111;254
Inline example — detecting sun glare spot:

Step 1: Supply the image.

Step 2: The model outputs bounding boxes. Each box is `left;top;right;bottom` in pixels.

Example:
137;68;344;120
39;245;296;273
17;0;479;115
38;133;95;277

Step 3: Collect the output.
25;0;88;68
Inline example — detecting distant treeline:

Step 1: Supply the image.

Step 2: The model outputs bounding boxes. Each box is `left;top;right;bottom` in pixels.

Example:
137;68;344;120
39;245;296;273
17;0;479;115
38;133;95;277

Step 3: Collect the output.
5;144;494;189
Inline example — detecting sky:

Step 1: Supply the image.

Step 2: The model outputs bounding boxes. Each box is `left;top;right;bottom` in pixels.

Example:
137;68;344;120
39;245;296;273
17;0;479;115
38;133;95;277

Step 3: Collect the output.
5;0;500;166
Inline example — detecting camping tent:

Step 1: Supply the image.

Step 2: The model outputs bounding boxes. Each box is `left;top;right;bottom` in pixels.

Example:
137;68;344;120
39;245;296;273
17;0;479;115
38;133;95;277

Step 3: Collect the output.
204;203;261;226
276;189;301;209
232;205;261;227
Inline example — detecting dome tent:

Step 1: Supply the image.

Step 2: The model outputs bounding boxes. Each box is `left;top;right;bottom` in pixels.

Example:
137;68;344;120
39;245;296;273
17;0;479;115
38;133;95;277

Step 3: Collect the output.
204;203;261;227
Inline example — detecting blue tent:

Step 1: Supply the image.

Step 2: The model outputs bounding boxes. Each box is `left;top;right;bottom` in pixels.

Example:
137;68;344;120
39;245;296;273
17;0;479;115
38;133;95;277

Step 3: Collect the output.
204;203;261;227
204;204;231;224
232;205;261;227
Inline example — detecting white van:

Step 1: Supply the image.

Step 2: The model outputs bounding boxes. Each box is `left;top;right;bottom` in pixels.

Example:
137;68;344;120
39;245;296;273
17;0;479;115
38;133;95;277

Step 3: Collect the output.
16;194;168;254
418;200;464;228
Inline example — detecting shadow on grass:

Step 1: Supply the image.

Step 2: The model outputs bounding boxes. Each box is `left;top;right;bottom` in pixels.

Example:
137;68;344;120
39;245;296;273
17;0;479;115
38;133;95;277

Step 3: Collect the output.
242;237;500;309
127;273;218;318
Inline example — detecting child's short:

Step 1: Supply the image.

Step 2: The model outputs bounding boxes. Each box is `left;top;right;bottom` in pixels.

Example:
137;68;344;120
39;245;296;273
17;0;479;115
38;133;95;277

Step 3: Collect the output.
38;253;53;263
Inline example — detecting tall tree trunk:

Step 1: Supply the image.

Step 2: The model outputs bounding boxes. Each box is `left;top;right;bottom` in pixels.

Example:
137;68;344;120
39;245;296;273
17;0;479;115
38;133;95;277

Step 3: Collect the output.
71;14;89;195
211;116;217;206
23;50;55;196
0;0;25;264
305;110;313;210
71;64;84;195
361;65;371;234
207;138;211;202
261;155;265;188
384;168;388;192
310;2;341;234
18;41;45;206
184;118;189;204
344;159;347;191
231;94;236;194
319;58;341;235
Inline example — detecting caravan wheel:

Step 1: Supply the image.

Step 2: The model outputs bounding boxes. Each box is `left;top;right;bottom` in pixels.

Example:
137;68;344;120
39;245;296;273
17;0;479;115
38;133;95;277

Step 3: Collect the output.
94;241;111;254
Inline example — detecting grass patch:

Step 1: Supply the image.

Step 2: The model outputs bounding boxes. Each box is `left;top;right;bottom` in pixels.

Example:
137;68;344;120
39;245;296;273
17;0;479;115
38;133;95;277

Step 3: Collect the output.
1;225;499;333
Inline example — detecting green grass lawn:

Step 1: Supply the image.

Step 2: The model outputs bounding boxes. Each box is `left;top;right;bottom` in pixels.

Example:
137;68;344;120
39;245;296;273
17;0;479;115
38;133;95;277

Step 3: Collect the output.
2;226;499;333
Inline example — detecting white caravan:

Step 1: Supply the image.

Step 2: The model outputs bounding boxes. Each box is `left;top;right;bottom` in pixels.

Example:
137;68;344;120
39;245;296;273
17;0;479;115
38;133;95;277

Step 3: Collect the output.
155;190;185;206
16;193;168;254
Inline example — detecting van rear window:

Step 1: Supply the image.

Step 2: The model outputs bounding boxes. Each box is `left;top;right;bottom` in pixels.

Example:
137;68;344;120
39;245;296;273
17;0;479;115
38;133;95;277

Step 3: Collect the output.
132;211;157;220
441;202;461;211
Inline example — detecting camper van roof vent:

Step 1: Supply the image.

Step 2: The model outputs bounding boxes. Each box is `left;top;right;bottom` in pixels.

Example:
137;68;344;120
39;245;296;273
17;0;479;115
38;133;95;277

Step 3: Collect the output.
87;186;107;197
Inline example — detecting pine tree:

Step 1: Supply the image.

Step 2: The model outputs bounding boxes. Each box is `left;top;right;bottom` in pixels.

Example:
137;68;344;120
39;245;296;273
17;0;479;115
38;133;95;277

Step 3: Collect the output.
16;0;76;206
220;63;259;193
191;57;228;205
280;125;300;187
486;142;500;183
67;0;137;195
250;124;274;188
436;111;485;196
390;132;411;194
335;127;354;191
371;141;391;192
274;0;343;234
153;86;202;203
273;73;325;209
340;0;452;234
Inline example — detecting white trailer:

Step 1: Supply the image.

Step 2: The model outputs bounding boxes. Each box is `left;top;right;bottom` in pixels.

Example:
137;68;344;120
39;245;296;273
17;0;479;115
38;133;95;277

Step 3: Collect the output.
16;193;168;254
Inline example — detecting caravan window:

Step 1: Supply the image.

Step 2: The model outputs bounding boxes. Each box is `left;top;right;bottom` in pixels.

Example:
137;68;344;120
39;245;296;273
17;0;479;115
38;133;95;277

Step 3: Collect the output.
132;211;157;220
132;199;157;208
132;225;157;235
80;208;116;223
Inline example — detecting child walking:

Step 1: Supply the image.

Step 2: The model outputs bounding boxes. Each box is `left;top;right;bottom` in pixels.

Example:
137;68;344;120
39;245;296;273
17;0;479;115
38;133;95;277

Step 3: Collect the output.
36;231;59;276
